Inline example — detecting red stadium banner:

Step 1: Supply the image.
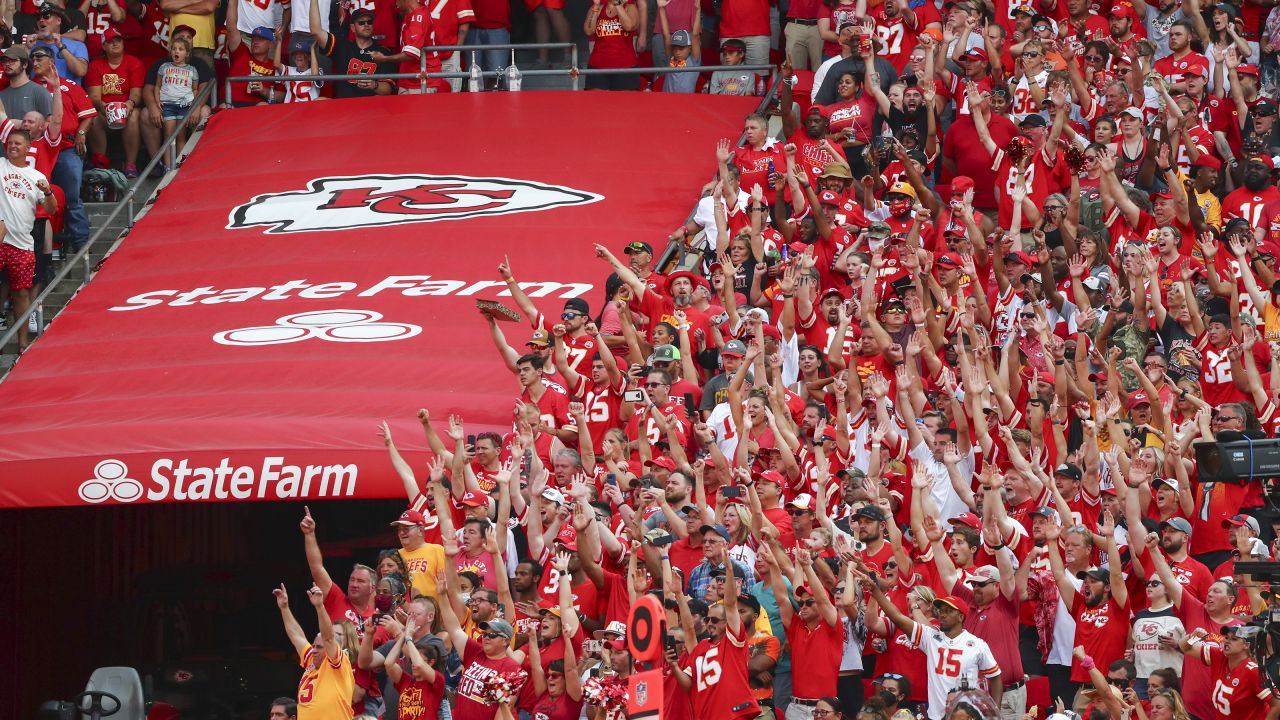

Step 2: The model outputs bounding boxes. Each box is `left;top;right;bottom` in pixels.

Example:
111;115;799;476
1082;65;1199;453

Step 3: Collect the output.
0;92;758;508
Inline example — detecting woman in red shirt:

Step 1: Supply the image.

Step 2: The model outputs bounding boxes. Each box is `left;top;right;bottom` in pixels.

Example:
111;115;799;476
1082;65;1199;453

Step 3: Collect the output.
528;631;585;720
585;0;641;90
819;46;891;174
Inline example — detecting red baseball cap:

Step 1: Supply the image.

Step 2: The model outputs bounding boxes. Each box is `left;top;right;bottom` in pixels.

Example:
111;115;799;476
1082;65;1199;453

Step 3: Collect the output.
460;491;489;508
391;509;427;527
1128;391;1152;409
951;176;974;195
937;252;963;268
555;524;578;550
1238;63;1261;78
1183;63;1206;78
650;456;677;471
1110;3;1137;19
934;595;971;615
1193;154;1222;170
819;190;841;205
951;512;982;530
102;26;123;42
961;46;989;62
758;469;786;485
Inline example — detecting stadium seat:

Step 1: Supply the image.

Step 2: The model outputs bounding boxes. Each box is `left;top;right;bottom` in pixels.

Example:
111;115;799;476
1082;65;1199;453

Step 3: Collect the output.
81;666;146;720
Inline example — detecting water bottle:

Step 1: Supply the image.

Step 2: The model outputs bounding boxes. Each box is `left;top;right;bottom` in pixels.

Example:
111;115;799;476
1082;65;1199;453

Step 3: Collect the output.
505;50;522;91
468;51;482;93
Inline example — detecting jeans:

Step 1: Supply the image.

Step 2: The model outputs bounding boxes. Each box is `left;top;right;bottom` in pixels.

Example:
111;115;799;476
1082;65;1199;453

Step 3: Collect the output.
52;149;87;250
465;27;511;77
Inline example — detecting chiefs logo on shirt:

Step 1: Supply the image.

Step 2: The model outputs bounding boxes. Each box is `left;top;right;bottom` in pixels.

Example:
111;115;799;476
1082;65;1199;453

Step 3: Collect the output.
1078;607;1112;628
230;174;604;234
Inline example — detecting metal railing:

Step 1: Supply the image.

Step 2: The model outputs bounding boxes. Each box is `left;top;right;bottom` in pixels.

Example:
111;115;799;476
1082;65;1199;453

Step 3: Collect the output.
222;38;773;95
0;82;216;357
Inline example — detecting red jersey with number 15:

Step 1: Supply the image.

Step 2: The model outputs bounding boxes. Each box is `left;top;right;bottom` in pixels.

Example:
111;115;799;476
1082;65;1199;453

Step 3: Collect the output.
681;621;760;720
1200;643;1272;720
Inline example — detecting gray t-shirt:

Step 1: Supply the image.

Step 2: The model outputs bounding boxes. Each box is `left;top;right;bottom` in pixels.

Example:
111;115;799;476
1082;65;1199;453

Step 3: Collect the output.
155;62;201;106
0;80;53;120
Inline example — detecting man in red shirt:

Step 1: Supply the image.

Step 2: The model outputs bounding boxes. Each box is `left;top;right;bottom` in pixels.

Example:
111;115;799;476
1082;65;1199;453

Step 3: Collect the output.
370;0;447;94
1221;157;1280;240
224;7;278;107
1045;521;1131;689
764;545;842;716
441;571;527;720
300;506;377;635
1183;625;1276;720
84;27;145;176
675;547;759;720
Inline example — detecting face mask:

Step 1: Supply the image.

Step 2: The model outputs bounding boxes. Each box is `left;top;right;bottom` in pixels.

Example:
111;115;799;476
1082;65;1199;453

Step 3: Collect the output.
459;592;471;605
889;199;912;217
375;594;395;613
879;690;898;706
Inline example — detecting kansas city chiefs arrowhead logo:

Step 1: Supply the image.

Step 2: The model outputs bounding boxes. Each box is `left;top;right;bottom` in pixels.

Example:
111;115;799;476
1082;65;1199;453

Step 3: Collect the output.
228;174;604;234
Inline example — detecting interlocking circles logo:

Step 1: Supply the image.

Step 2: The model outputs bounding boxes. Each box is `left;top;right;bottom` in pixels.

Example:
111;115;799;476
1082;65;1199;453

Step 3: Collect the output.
227;173;603;234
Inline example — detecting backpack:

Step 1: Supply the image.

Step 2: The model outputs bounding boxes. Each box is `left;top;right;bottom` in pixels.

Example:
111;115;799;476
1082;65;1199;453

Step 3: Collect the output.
81;168;129;203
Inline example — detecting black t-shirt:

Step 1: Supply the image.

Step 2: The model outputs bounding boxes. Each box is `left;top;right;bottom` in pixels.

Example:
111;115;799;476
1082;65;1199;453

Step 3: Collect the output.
321;24;394;99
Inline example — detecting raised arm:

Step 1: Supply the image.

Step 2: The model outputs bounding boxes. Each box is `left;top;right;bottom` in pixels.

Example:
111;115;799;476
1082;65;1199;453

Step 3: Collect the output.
273;584;311;656
298;505;335;596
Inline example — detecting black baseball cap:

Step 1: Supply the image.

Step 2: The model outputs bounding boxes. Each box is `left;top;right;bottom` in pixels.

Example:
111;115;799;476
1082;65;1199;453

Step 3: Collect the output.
350;8;375;21
624;241;653;255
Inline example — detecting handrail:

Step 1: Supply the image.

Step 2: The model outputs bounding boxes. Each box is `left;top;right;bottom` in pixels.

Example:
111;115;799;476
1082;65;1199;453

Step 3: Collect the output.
0;81;216;358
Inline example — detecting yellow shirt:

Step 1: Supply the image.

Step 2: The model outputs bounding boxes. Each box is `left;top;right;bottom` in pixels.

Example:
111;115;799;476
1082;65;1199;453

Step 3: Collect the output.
298;644;354;719
170;11;216;49
400;542;447;600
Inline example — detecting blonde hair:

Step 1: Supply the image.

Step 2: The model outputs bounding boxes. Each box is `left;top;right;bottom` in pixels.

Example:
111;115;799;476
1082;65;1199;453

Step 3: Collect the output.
723;502;754;544
1151;689;1191;720
336;620;359;666
170;37;192;53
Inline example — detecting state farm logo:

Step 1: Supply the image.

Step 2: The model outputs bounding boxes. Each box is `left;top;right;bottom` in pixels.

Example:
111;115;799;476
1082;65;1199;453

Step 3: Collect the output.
227;174;604;234
213;309;421;346
80;459;145;504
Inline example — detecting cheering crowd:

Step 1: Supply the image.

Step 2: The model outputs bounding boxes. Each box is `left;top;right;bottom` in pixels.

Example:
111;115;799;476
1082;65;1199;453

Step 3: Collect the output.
246;0;1280;717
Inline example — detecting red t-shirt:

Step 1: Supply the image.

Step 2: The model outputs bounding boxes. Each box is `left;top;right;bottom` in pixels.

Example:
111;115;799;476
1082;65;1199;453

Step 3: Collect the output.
428;0;476;45
785;612;844;699
681;621;760;720
396;671;446;720
85;54;147;104
720;0;770;38
1069;591;1131;682
228;45;277;105
991;145;1055;230
943;114;1017;209
822;92;879;146
734;141;787;204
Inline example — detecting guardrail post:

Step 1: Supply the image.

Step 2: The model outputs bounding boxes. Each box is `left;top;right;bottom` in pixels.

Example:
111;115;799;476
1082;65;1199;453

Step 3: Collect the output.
571;45;579;90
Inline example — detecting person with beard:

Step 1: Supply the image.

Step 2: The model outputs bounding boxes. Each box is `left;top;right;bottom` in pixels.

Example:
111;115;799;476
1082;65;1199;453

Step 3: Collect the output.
500;257;598;375
1222;156;1280;240
1153;21;1208;85
812;19;898;106
870;0;937;72
1044;516;1131;709
1136;0;1186;56
595;244;714;347
1106;4;1141;58
1136;516;1214;601
510;559;545;640
885;80;934;155
760;541;843;720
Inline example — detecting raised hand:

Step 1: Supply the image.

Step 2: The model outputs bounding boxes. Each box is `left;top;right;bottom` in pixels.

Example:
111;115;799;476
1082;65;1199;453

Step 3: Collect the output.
307;584;324;607
273;583;289;608
300;505;316;535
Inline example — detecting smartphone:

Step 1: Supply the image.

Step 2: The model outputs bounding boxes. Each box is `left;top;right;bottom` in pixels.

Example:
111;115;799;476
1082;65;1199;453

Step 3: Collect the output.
606;473;618;487
624;389;644;403
684;392;696;419
638;365;652;376
585;639;603;654
651;532;677;546
466;434;476;447
722;486;743;498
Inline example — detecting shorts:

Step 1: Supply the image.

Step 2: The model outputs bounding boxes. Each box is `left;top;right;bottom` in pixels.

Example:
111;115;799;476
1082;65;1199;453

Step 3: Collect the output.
0;242;36;290
524;0;564;11
161;102;191;121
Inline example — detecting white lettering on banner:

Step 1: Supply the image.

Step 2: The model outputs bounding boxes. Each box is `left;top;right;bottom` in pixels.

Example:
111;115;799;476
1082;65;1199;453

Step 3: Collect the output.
227;174;604;234
77;458;358;504
109;276;592;311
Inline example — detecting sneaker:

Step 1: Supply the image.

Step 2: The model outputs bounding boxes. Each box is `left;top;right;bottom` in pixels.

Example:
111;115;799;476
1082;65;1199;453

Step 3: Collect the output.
27;304;41;334
150;162;168;179
124;163;139;179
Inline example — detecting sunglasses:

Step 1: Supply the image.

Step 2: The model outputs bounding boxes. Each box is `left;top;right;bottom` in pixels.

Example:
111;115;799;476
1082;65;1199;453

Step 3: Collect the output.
645;382;666;388
1084;54;1104;62
705;616;725;623
1022;51;1041;58
561;312;581;320
1146;580;1162;587
797;599;818;607
1107;678;1131;689
547;671;564;679
482;631;504;640
1021;313;1036;319
814;711;836;718
352;18;373;24
789;508;811;516
1033;23;1049;30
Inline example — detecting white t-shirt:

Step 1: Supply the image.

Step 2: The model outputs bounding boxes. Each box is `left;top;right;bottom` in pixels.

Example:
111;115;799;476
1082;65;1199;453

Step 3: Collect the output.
289;0;332;34
237;0;288;34
0;158;47;251
906;625;1001;720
